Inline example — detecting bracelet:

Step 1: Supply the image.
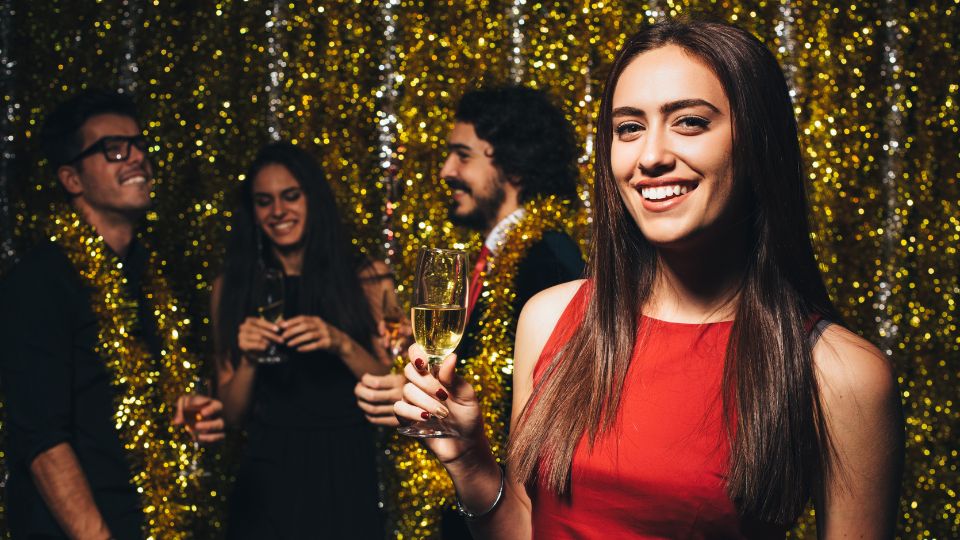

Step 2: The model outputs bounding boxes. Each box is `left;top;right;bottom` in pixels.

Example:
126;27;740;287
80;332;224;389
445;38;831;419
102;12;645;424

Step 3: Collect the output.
456;464;505;520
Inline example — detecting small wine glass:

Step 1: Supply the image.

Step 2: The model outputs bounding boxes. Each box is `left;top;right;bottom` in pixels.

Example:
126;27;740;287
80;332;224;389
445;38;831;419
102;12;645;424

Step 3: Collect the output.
180;377;211;478
256;268;286;364
382;289;407;360
397;247;468;438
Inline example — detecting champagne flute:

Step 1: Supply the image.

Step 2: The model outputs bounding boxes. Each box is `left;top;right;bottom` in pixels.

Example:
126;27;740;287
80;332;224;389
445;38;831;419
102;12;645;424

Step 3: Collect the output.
398;247;468;438
256;268;286;364
382;289;406;360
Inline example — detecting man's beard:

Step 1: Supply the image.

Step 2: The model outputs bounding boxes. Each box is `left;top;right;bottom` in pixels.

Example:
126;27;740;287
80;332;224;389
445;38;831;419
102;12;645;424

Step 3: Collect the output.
446;178;506;231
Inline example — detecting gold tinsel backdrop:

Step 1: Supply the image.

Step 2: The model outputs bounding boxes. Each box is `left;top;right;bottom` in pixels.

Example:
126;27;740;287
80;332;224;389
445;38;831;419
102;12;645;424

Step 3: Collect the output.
0;1;956;538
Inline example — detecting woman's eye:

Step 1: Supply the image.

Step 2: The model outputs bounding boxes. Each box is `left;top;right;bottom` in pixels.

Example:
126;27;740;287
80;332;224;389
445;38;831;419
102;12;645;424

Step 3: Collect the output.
614;122;643;137
282;190;302;202
254;197;272;207
675;116;711;131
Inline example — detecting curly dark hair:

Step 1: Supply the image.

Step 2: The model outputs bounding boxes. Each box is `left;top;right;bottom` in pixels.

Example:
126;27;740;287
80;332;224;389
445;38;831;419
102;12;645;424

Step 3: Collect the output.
454;85;579;203
40;88;140;169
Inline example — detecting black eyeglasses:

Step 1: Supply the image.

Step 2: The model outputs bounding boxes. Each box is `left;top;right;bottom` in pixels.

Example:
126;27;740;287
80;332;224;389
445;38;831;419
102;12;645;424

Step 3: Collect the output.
68;135;150;164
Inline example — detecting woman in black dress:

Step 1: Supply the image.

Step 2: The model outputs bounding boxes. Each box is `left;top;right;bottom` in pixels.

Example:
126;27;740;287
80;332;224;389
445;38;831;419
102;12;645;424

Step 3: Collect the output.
213;142;394;538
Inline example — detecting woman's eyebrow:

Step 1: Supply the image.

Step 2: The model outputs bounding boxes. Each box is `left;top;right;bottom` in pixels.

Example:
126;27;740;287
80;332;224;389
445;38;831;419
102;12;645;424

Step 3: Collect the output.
612;105;645;118
612;99;721;119
660;98;720;115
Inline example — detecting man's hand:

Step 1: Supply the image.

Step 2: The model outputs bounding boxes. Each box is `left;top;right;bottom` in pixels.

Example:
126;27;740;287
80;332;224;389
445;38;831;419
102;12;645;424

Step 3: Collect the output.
354;372;405;426
173;395;226;443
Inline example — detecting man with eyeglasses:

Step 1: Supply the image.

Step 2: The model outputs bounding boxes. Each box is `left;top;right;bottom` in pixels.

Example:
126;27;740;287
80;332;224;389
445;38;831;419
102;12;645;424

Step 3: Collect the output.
0;89;225;539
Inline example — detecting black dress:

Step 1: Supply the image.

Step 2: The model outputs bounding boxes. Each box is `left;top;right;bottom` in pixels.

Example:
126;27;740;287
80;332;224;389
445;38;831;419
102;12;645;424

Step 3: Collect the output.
227;276;383;539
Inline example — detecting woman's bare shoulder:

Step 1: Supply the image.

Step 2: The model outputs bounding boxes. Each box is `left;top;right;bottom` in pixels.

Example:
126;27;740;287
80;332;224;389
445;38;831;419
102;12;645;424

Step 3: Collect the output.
514;281;586;371
520;279;586;326
814;324;897;406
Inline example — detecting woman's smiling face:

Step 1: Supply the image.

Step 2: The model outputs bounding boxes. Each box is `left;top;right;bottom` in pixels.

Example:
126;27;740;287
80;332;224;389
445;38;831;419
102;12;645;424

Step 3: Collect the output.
252;163;308;249
610;44;738;249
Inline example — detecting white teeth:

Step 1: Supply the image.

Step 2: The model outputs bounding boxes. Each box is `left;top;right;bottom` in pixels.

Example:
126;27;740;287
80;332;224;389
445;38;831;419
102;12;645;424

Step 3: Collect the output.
122;175;146;185
640;183;692;201
273;221;295;231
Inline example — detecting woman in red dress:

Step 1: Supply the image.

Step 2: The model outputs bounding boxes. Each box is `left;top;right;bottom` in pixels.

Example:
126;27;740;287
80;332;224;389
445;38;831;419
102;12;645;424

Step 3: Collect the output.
395;20;903;539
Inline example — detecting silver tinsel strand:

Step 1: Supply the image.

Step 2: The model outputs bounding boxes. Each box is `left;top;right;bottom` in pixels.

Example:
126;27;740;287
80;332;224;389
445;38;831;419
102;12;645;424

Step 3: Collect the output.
0;0;17;270
264;1;286;140
508;0;527;83
875;6;906;356
774;0;801;103
376;0;401;264
117;0;142;94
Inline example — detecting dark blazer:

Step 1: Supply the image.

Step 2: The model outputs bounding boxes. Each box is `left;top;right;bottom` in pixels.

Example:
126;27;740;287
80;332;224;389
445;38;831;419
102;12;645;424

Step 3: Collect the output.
457;230;585;366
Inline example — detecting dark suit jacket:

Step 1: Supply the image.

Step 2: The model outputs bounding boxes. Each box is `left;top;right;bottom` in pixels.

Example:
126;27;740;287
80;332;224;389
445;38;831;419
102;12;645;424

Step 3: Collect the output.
457;230;585;367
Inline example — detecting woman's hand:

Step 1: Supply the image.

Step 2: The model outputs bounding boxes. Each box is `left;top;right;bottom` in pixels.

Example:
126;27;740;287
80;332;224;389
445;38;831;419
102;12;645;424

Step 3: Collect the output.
354;373;405;426
280;315;342;353
237;316;283;358
393;344;488;466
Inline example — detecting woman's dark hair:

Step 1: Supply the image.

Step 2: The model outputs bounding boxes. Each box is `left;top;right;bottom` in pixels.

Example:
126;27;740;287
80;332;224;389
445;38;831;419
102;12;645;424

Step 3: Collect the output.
509;20;842;525
454;85;579;203
215;142;376;366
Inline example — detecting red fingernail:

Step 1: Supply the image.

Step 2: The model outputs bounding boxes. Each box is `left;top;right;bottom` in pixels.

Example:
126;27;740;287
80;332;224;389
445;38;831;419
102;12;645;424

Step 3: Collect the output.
436;388;448;401
420;411;431;420
414;358;426;372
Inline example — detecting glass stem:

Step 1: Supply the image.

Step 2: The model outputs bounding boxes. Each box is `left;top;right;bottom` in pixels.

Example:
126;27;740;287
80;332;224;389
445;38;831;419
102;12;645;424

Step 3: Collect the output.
428;355;444;377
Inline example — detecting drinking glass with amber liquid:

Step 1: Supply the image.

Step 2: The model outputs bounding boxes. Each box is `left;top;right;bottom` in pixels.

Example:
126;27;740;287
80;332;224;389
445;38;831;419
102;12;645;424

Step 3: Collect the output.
397;247;468;438
382;289;407;360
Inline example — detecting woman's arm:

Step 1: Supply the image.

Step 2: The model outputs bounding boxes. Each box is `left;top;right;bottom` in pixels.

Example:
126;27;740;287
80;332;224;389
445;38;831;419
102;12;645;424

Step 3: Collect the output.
394;279;583;539
211;276;263;427
461;279;583;539
812;324;904;538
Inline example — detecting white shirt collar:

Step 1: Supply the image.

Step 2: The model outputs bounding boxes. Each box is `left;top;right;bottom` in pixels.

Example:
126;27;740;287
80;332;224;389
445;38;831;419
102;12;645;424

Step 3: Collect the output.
483;208;526;256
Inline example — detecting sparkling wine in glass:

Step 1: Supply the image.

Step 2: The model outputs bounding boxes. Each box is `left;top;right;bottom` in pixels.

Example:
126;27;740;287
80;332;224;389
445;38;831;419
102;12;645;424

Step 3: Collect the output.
256;268;286;364
397;247;468;438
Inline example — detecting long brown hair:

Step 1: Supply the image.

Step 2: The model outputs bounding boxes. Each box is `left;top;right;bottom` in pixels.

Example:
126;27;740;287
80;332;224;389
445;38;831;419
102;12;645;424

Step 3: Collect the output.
508;20;841;524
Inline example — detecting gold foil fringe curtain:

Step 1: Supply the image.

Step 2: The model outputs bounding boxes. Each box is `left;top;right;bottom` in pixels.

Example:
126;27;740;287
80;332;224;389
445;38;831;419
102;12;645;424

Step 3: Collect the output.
0;1;957;538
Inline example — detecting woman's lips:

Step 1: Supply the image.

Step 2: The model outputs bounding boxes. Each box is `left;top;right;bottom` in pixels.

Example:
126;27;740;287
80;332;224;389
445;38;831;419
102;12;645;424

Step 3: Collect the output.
633;180;699;212
270;220;297;234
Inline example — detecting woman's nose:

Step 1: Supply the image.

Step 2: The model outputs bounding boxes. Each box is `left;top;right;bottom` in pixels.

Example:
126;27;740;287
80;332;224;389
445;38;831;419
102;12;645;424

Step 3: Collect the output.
636;128;675;176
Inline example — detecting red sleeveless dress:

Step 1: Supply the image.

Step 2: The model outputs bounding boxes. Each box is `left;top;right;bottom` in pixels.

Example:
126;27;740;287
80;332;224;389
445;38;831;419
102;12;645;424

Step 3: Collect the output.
527;282;787;539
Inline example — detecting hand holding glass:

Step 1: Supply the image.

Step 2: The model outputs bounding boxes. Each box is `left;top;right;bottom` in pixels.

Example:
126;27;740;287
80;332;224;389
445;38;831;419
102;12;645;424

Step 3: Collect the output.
397;247;468;438
179;379;211;478
256;268;286;364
